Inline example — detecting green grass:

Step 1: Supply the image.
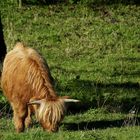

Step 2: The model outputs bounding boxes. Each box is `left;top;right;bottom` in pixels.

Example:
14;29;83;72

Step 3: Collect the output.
0;0;140;139
0;108;140;140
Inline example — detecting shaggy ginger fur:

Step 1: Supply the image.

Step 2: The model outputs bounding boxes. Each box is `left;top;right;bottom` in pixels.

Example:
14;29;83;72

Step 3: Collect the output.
1;42;79;133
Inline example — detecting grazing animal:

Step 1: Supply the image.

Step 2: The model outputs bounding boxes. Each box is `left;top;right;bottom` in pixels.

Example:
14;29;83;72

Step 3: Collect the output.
1;42;79;133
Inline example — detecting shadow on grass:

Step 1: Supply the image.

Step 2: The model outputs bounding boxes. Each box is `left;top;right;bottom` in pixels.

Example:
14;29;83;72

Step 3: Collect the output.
88;0;140;6
0;72;139;115
20;0;140;6
63;117;140;131
19;0;66;6
57;78;140;112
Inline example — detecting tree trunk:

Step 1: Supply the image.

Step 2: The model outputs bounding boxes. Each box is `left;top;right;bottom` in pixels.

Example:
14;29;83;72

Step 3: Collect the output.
0;16;7;72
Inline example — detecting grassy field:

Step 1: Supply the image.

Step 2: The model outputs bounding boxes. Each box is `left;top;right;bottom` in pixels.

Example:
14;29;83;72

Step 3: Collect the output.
0;108;140;140
0;0;140;139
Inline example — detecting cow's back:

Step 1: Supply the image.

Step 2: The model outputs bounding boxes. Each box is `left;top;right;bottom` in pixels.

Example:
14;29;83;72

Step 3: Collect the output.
1;43;34;103
1;42;56;104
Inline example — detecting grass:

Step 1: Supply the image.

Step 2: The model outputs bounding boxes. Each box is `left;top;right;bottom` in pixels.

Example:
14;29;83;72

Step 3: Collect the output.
0;108;140;140
0;0;140;139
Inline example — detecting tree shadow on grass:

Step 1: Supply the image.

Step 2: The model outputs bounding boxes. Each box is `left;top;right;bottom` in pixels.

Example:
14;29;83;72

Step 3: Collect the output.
52;64;140;113
63;117;140;131
19;0;140;6
20;0;66;6
90;0;140;5
88;0;140;19
56;77;140;113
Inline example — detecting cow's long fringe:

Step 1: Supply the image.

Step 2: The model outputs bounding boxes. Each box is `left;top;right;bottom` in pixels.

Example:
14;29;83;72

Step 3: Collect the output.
36;100;66;124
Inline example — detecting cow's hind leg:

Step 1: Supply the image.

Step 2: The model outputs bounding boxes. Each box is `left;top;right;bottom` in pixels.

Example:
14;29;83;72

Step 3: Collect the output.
12;103;28;133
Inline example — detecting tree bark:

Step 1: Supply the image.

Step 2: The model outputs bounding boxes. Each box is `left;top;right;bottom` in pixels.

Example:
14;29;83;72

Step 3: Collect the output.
0;16;7;71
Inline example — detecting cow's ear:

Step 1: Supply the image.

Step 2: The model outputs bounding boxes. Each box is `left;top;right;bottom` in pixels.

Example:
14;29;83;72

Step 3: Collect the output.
27;98;45;105
60;96;70;99
27;100;41;105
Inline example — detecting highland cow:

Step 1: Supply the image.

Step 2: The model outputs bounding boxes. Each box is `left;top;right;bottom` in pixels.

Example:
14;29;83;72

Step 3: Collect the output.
1;42;79;133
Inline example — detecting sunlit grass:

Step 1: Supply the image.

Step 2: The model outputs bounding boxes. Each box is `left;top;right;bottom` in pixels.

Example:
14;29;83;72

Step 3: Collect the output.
0;0;140;139
0;108;140;140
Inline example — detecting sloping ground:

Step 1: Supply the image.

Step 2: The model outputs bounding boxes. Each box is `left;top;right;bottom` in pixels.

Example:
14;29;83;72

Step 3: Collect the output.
0;0;140;139
0;0;140;112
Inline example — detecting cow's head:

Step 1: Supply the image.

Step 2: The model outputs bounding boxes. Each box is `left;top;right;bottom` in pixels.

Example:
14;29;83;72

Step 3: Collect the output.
28;97;79;132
